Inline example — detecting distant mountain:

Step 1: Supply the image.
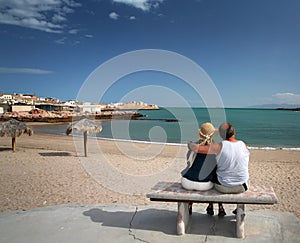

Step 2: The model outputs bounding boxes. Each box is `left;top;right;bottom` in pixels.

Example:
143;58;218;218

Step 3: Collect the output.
248;104;300;109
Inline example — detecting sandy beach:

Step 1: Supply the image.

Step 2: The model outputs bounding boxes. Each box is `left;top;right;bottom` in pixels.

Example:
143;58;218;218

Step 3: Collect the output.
0;133;299;219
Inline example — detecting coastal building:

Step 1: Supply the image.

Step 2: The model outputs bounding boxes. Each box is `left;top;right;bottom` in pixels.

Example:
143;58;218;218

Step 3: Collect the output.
0;92;159;116
13;93;37;101
0;93;35;113
34;103;62;112
114;101;159;110
0;103;10;114
0;94;13;100
76;103;102;114
11;104;35;112
61;101;77;112
44;97;60;104
34;96;64;111
67;100;77;105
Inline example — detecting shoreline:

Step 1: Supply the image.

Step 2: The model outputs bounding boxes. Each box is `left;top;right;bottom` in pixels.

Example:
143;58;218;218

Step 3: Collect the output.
78;135;300;151
0;133;299;219
30;128;300;151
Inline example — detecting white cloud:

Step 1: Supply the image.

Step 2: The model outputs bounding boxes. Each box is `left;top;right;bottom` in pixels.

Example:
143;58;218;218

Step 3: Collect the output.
0;67;53;74
272;92;300;104
109;12;120;20
129;16;136;20
85;34;94;38
54;37;67;44
68;29;78;34
112;0;164;11
52;14;67;23
0;0;81;33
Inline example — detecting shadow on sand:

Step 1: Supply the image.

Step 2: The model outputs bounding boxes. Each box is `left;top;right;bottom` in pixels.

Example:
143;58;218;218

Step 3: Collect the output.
0;147;12;152
39;152;72;157
83;207;236;237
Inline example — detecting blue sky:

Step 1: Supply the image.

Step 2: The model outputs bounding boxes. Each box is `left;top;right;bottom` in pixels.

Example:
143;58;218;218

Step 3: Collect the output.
0;0;299;107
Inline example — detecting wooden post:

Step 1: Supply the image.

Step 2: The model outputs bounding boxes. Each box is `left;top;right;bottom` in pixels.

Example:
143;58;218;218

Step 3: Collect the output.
236;204;245;239
12;137;16;152
177;202;190;235
83;131;88;157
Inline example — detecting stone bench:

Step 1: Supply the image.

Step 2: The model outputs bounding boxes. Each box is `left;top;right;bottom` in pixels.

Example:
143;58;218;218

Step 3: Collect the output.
146;182;278;239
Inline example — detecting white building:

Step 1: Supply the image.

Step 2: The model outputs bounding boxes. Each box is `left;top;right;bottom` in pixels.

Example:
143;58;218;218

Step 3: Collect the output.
77;103;101;113
67;100;77;105
0;103;10;114
0;94;13;100
12;105;35;112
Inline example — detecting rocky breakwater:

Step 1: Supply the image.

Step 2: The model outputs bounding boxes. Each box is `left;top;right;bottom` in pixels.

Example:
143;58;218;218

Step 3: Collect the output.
0;108;144;123
276;107;300;111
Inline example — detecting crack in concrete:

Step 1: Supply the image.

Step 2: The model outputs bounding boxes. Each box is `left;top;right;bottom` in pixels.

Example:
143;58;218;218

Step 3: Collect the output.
202;219;217;242
209;219;217;235
128;206;149;242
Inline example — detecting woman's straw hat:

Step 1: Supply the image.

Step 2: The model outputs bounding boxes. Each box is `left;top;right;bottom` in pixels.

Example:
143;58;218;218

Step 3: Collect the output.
197;122;217;141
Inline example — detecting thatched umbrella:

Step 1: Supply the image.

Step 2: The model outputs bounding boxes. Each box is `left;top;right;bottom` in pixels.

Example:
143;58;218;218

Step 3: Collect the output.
0;119;33;152
66;118;102;157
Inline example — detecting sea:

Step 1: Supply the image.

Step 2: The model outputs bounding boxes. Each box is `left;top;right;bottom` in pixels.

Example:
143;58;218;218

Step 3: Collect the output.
31;108;300;150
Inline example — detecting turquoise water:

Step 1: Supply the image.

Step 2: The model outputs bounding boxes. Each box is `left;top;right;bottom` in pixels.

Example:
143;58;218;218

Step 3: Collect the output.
31;108;300;149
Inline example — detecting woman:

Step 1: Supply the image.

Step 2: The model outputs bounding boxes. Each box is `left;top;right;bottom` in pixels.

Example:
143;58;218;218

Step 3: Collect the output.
181;122;226;216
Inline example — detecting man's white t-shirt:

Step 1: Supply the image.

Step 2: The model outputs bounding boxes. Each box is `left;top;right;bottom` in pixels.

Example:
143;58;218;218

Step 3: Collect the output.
216;140;250;187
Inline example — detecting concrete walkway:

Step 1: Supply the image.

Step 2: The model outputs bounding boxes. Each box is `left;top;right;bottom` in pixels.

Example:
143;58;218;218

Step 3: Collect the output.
0;204;299;243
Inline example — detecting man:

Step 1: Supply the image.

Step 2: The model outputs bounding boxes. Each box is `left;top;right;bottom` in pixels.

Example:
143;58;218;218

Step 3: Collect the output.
188;123;250;194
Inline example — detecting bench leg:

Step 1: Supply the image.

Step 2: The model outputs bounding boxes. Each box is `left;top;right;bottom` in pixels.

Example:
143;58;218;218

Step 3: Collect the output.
177;202;190;235
236;204;245;239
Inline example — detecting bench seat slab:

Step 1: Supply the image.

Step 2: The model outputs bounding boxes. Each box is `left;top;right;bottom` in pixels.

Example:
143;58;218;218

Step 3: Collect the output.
147;182;278;204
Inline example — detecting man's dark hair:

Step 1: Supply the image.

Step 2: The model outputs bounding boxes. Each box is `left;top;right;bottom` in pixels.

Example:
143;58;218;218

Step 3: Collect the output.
219;123;234;139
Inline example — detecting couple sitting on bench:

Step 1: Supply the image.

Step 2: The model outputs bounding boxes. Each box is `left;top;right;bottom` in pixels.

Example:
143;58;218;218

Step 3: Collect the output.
181;122;250;217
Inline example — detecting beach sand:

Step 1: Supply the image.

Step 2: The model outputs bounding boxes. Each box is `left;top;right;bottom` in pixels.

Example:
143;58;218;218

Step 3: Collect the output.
0;133;299;219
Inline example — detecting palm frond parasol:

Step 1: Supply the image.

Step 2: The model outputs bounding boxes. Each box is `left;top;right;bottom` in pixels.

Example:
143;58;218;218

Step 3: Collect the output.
0;119;33;152
66;118;102;157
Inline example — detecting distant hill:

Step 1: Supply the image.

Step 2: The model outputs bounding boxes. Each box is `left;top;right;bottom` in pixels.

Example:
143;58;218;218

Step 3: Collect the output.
248;104;300;109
